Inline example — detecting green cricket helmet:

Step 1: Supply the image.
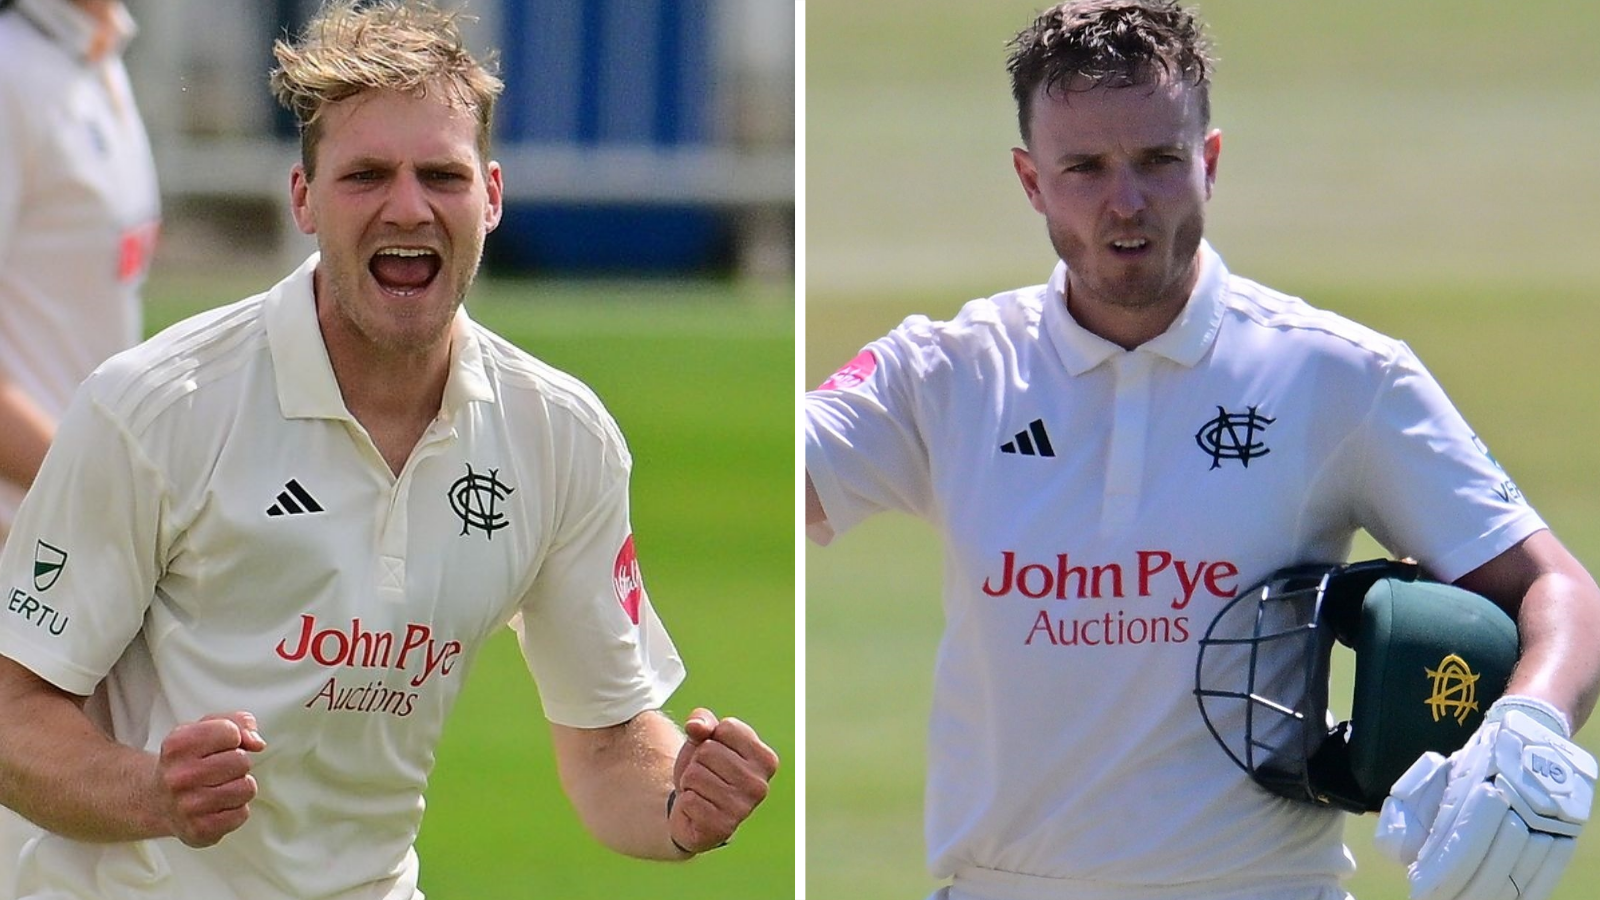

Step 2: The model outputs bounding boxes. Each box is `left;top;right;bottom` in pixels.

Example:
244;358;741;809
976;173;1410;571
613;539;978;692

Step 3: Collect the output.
1194;559;1519;813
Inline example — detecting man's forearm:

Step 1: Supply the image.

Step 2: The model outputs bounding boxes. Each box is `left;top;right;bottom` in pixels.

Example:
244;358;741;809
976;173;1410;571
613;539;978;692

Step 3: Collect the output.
550;711;685;860
1455;530;1600;733
0;656;168;842
0;379;55;490
1503;566;1600;733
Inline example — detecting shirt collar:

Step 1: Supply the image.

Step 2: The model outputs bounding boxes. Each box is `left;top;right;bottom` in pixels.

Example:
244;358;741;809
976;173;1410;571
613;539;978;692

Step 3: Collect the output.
1042;239;1228;376
15;0;135;62
265;253;496;422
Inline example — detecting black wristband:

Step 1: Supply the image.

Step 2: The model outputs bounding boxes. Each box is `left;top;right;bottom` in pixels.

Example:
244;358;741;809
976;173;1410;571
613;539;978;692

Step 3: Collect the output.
666;788;729;855
666;789;696;855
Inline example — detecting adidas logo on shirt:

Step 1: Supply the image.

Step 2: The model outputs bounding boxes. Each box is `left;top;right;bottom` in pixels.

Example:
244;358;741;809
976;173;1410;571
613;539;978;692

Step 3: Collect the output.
1000;419;1055;457
267;479;325;516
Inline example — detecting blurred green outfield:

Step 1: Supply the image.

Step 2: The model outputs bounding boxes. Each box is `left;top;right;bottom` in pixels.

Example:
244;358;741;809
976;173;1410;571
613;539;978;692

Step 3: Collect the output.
807;1;1600;899
143;270;795;899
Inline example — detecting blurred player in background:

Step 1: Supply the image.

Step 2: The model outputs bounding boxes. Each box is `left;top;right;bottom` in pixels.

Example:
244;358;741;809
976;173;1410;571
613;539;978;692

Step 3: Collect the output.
0;0;157;542
0;0;158;890
805;2;1600;899
0;2;776;898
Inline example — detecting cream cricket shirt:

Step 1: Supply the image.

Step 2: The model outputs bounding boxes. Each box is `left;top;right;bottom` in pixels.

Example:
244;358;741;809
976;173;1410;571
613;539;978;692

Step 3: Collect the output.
0;255;684;899
0;0;159;538
806;242;1544;899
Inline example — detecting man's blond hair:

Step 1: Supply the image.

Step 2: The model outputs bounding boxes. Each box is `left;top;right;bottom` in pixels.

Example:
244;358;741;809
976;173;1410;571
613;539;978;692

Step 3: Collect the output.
269;0;504;179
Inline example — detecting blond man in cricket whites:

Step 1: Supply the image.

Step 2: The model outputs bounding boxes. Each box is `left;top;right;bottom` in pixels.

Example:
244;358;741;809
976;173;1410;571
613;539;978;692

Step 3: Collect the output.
0;3;777;897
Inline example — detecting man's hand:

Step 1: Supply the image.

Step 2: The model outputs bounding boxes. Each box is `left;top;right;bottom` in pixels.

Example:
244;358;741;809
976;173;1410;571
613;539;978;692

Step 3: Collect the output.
155;711;267;848
669;707;779;854
1376;708;1596;900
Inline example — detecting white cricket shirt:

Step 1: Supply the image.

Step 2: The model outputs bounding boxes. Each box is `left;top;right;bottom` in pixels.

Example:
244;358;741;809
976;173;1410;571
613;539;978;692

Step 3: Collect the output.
0;0;159;539
806;242;1544;899
0;255;684;900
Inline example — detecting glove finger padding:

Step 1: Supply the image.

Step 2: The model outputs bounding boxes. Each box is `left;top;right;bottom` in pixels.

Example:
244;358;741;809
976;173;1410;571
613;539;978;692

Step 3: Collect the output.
1411;726;1502;881
1411;782;1512;900
1448;805;1527;900
1377;751;1451;866
1505;830;1553;893
1517;836;1574;900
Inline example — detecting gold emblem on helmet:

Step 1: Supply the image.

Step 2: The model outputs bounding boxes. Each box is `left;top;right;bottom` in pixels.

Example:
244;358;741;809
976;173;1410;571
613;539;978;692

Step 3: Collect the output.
1425;653;1480;725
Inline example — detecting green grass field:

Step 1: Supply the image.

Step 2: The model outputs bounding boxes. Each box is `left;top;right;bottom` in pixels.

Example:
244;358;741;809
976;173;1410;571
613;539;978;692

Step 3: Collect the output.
143;269;795;899
808;1;1600;898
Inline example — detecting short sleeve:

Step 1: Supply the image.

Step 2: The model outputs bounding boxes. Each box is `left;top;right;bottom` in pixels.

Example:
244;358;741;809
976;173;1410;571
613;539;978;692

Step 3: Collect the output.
804;327;938;544
1351;344;1545;582
510;456;683;729
0;387;167;694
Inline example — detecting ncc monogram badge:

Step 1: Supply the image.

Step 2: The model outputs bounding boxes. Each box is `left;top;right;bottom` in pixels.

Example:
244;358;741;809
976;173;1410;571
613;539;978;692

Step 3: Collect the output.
1195;405;1274;469
449;464;514;539
1425;653;1480;725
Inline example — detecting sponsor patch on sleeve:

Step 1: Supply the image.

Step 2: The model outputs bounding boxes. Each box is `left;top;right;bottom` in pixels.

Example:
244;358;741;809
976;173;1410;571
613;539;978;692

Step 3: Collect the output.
613;535;644;625
117;220;160;283
1473;434;1526;504
817;349;878;391
33;540;67;592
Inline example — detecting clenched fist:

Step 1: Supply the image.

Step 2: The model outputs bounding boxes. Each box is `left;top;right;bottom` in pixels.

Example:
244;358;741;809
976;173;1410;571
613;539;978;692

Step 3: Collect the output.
669;708;779;855
155;711;267;848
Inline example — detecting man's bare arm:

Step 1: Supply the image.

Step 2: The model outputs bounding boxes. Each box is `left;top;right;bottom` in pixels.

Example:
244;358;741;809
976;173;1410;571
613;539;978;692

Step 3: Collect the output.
0;376;54;491
0;655;265;846
805;471;826;527
1453;529;1600;731
550;708;778;859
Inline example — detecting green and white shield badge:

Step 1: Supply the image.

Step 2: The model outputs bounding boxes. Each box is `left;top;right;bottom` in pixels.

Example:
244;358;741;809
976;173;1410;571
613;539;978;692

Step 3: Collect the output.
33;541;66;592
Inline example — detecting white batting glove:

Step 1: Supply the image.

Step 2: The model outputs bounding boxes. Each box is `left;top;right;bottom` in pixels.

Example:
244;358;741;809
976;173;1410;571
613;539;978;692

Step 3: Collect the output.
1374;700;1596;900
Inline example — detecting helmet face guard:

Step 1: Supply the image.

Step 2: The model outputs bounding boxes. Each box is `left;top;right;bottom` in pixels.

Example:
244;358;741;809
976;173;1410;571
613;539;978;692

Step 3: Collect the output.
1194;559;1518;812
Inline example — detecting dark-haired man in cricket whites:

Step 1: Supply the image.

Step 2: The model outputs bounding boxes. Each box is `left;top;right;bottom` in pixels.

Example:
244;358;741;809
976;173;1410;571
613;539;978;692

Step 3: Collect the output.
805;2;1600;899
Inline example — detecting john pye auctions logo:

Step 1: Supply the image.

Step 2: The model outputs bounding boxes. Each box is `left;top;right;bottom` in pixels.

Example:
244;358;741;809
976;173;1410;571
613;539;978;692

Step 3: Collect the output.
276;614;463;718
980;549;1238;648
982;549;1238;609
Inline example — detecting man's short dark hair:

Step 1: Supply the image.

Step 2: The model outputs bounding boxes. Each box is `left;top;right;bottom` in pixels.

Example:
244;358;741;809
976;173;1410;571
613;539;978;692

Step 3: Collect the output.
1006;0;1214;145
